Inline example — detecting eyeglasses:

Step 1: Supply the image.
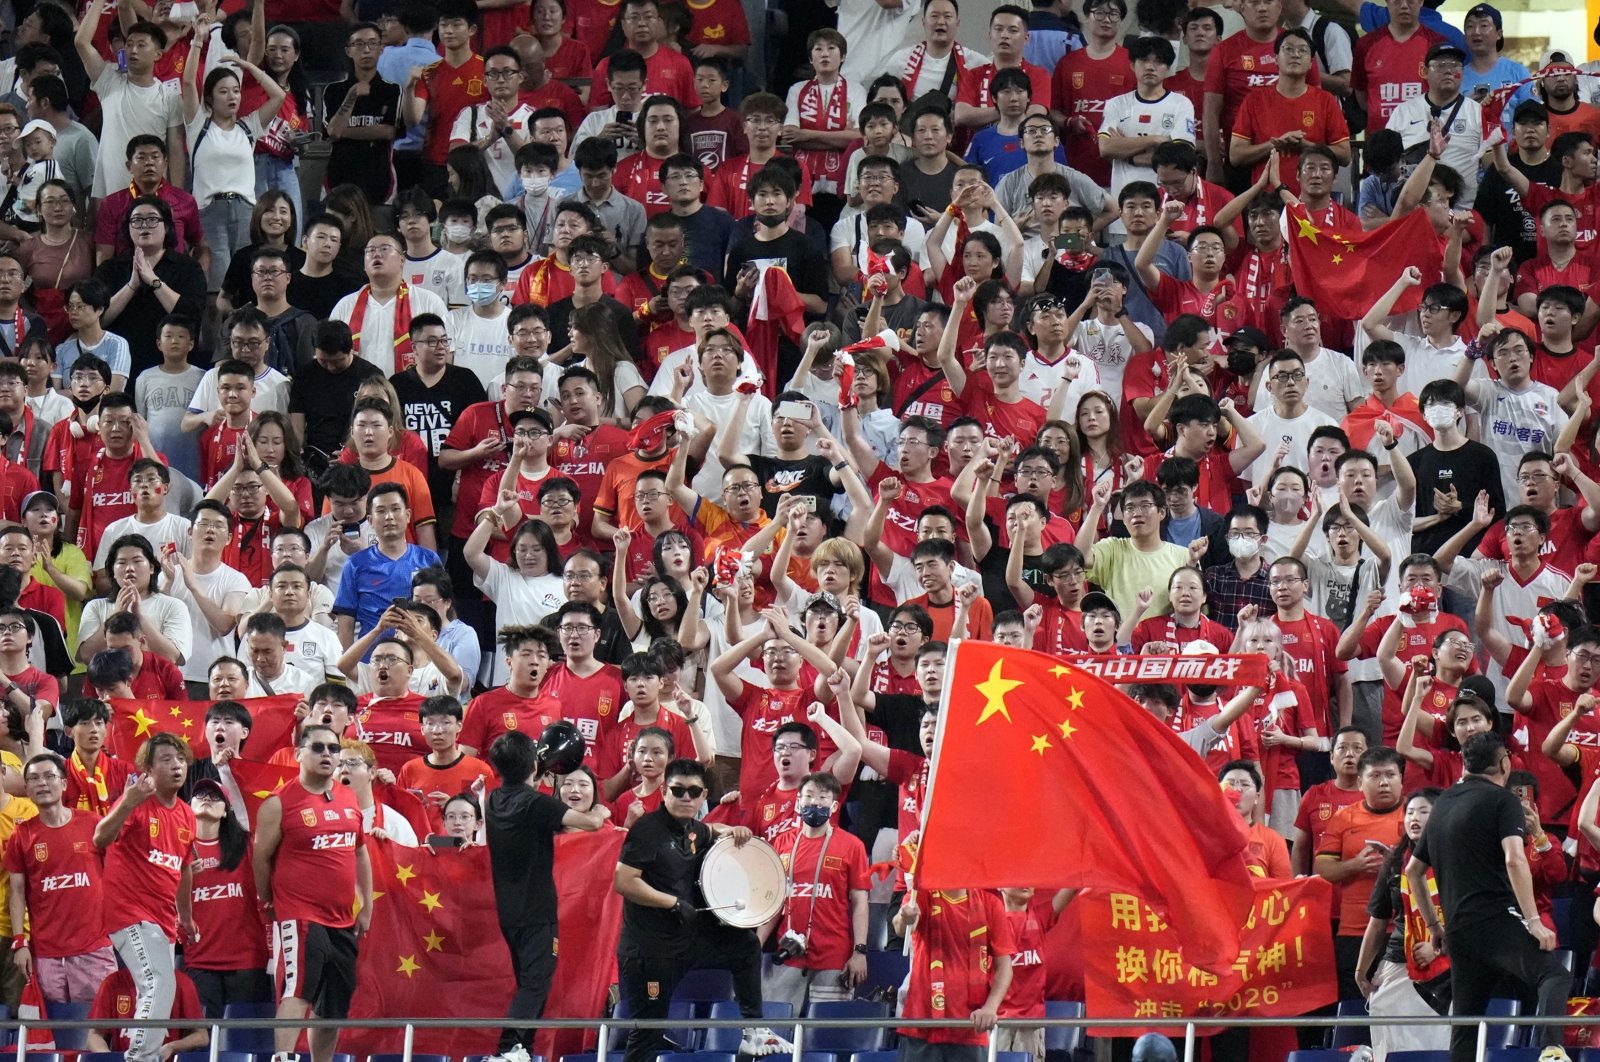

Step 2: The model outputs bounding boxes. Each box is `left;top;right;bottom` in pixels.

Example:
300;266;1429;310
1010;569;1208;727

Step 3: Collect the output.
667;784;706;799
1226;531;1261;541
302;741;340;754
128;216;164;229
348;38;381;50
888;622;923;634
1015;465;1052;477
229;337;265;351
513;428;549;440
1088;8;1120;18
414;337;449;349
1506;522;1543;534
1268;576;1303;587
1516;473;1555;484
484;68;521;79
253;268;288;279
1419;303;1449;313
1122;502;1158;515
370;654;410;667
762;645;799;656
0;623;26;634
772;742;809;753
336;759;368;771
569;254;603;267
38;196;71;207
512;327;549;339
543;496;575;509
1271;371;1306;383
420;720;456;731
725;482;761;494
490;224;524;236
506;381;541;393
635;490;667;502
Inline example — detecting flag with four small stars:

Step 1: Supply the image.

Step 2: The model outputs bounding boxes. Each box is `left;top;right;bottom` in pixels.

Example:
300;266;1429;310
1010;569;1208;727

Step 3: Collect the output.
1283;203;1443;320
106;694;302;761
916;640;1256;965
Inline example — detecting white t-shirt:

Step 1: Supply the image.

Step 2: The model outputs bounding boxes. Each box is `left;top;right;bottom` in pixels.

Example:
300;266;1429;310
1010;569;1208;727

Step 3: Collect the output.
405;249;468;310
80;592;194;665
829;211;929;272
26;390;73;431
246;661;320;698
783;79;868;196
304;515;377;598
1070;318;1151;405
165;561;251;684
280;617;344;681
186;111;263;203
883;43;991;100
449;101;537;198
95;512;192;569
684;389;777;498
885;554;982;604
1018;351;1100;415
474;559;563;685
1468;379;1569;501
237;583;336;628
185;364;290;415
838;0;922;86
447;306;516;390
1250;347;1365;422
91;67;182;198
1244;404;1340;484
1387;92;1486;205
1099;89;1196;191
646;345;765;398
330;285;450;375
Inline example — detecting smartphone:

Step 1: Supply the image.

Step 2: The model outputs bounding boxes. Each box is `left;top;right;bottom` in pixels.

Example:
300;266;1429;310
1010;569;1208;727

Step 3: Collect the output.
427;835;465;850
616;110;634;125
1091;267;1114;286
796;494;818;513
116;48;127;73
1364;839;1392;853
341;523;361;537
1055;232;1086;252
390;596;412;610
909;199;929;216
775;400;811;420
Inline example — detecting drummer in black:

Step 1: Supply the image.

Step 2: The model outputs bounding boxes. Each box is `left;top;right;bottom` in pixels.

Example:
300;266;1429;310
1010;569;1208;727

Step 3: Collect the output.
613;758;783;1062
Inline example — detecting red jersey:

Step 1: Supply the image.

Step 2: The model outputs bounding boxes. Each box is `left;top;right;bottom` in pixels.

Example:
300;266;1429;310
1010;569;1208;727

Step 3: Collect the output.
956;372;1045;443
0;454;38;524
1249;677;1318;793
464;687;563;754
1119;348;1177;457
1273;612;1344;732
999;904;1050;1019
1031;601;1087;656
1183;692;1260;773
441;400;514;540
1050;47;1129;187
1317;800;1405;933
900;888;1017;1045
1477;506;1585;582
707;154;814;218
101;795;197;939
1204;31;1323;137
563;0;619;64
43;413;99;498
1230;85;1349;194
769;824;869;969
867;466;954;564
1351;25;1446;126
4;811;109;958
269;780;364;927
1521;675;1600;821
957;60;1051;113
1130;614;1233;653
64;752;135;817
643;321;696;377
750;779;844;843
869;658;923;697
683;0;751;48
550;423;631;535
596;706;697;782
1293;779;1364;855
1165;178;1238;241
1157;443;1237;513
353;692;428;774
90;968;203;1052
83;653;187;702
730;683;819;809
1150;273;1239;334
1358;612;1471;740
1229;242;1296;342
1525;183;1600;256
520;76;587;138
1165;67;1206;145
614;151;672;217
198;420;249;491
1514;251;1596;310
542;661;625;755
187;836;269;970
72;448;152;560
890;355;962;428
395;752;495;832
591;47;696;109
416;55;490;165
886;748;929;868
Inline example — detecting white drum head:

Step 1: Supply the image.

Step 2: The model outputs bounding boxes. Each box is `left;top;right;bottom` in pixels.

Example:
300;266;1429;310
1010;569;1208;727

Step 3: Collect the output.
698;836;787;928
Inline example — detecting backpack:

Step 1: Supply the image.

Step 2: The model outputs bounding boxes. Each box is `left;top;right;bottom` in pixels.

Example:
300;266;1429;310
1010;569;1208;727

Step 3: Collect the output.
1311;15;1367;135
187;115;256;192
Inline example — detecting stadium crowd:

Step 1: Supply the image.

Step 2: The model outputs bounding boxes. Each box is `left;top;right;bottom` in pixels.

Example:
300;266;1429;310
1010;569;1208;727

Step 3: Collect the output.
3;0;1600;1058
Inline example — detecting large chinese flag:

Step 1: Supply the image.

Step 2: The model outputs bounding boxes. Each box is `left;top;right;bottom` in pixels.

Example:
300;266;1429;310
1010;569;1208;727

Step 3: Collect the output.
106;694;300;762
342;831;625;1058
917;641;1254;965
1284;204;1443;320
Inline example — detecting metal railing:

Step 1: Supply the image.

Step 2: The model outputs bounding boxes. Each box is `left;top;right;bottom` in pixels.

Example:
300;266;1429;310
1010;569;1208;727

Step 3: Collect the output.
8;1013;1600;1062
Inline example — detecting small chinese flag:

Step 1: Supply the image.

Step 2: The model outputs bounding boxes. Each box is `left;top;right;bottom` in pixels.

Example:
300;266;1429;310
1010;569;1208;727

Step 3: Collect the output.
107;694;303;762
917;640;1255;965
1283;204;1443;320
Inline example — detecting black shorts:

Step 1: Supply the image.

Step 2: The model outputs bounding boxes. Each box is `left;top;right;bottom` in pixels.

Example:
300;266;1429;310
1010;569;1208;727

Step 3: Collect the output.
273;919;359;1019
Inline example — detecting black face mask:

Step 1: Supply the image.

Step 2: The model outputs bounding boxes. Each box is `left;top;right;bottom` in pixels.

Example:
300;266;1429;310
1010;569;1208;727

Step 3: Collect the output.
1226;349;1257;378
71;394;100;414
755;213;787;229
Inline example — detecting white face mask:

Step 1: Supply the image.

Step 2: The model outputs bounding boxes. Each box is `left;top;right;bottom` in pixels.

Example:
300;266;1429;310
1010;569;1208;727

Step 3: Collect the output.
1228;537;1261;560
521;172;551;196
443;221;472;244
1423;403;1458;430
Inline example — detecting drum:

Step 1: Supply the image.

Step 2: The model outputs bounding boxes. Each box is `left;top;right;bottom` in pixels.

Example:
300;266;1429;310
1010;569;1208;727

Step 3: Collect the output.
697;836;787;928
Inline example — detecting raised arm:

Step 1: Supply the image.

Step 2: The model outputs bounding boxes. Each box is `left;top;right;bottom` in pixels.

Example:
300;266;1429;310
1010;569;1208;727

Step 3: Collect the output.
935;277;976;395
75;0;110;81
1134;200;1182;290
1360;265;1423;344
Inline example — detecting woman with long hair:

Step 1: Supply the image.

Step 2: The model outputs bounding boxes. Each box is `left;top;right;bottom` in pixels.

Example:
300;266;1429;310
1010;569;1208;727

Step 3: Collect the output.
338;376;430;475
436;793;484;845
321;184;376;271
1036;419;1084;519
253;24;312;230
22;492;89;666
76;534;192;671
216;190;301;316
446;146;502;225
604;726;673;826
248;411;314;526
186;775;272;1016
611;562;686;650
1074;390;1135;531
1356;788;1450;1061
16;179;91;343
558;766;604;824
94;196;207;378
568;302;645;423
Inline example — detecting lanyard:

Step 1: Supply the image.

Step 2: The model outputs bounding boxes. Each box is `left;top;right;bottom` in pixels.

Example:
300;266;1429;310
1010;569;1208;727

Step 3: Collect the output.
783;825;833;941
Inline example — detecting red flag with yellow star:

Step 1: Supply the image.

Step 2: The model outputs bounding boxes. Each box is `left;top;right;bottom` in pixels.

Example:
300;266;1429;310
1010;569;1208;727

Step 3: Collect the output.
223;756;300;821
916;641;1255;966
1283;204;1443;320
106;695;301;762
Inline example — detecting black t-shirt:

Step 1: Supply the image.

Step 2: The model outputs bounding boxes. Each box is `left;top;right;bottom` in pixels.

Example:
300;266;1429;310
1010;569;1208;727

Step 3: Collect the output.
1412;774;1525;930
867;694;929;755
977;539;1045;615
897;160;957;216
94;253;208;381
322;76;403;203
618;806;713;957
391;365;488;504
485;781;570;929
1364;866;1408;963
725;229;829;301
847;293;927;345
288;358;385;456
288;266;366;321
677;205;735;285
747;453;834;518
221;244;308;307
1407;440;1506;556
1474;153;1563;268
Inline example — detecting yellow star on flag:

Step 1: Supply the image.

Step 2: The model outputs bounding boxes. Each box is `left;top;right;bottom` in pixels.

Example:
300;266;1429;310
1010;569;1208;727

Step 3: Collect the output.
132;707;157;737
1331;254;1343;265
1065;687;1085;712
1029;734;1052;756
168;706;184;718
395;864;417;886
397;954;420;977
1058;718;1077;740
1049;665;1071;679
419;890;444;913
423;929;445;952
1295;215;1321;244
974;661;1023;725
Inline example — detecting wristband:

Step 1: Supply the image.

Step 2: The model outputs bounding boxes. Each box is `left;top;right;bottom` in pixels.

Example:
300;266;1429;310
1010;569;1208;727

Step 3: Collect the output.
10;935;24;951
832;460;849;471
1383;439;1398;451
944;204;961;217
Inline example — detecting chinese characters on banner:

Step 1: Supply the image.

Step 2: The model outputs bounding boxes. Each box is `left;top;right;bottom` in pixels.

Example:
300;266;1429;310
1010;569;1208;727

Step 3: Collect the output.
1080;876;1337;1033
1067;654;1270;687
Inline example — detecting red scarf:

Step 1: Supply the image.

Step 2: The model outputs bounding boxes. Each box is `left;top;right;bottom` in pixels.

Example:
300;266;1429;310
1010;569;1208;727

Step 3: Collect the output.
903;42;968;97
349;283;415;374
67;751;110;815
12;307;24;350
795;77;850;186
1238;243;1291;303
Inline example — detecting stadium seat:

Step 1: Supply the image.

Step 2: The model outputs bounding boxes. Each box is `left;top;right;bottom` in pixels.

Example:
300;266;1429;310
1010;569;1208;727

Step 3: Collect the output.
703;1001;794;1052
1287;1052;1350;1062
672;970;735;1006
805;1001;890;1054
1482;997;1522;1050
1044;999;1084;1056
1386;1053;1449;1062
370;1053;451;1062
658;1053;734;1062
1556;949;1577;975
996;1051;1034;1062
177;1052;259;1062
560;1054;624;1062
222;1000;279;1053
467;1056;545;1062
858;950;909;999
850;1052;899;1062
43;1001;90;1051
1484;1049;1541;1062
1329;997;1369;1049
18;1053;62;1062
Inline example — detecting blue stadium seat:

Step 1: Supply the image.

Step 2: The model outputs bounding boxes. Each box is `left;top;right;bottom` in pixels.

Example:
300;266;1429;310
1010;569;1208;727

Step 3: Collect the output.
176;1052;259;1062
80;1054;125;1062
1329;997;1369;1049
859;951;909;999
467;1056;545;1062
1484;1049;1541;1062
996;1052;1034;1062
369;1053;451;1062
1044;999;1084;1056
672;970;735;1006
560;1054;624;1062
805;1002;890;1054
703;1001;794;1053
1483;997;1522;1050
18;1053;62;1062
43;1001;90;1051
850;1052;898;1062
1287;1052;1350;1062
222;1000;278;1053
658;1053;735;1062
1386;1053;1449;1062
616;995;698;1050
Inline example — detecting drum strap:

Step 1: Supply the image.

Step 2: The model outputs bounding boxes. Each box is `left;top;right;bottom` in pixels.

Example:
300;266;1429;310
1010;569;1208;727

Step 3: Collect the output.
783;825;833;943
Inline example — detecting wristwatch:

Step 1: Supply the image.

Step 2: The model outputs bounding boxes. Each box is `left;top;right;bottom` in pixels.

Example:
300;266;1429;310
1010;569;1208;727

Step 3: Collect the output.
853;943;868;954
149;278;165;291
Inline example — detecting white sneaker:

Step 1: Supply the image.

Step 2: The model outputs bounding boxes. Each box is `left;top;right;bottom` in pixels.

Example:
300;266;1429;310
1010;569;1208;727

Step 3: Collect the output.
487;1046;533;1062
740;1027;794;1057
270;1053;301;1062
1538;1049;1573;1062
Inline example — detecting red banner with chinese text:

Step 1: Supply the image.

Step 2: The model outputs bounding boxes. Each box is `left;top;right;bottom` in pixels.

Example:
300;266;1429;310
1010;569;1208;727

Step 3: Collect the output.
1064;654;1270;687
1081;876;1336;1034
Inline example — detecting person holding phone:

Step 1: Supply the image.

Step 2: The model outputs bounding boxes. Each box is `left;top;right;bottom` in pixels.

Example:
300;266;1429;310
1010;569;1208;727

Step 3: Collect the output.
1315;745;1406;1001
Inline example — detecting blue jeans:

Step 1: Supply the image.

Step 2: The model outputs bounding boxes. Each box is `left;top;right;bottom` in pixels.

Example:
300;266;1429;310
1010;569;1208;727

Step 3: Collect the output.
255;153;302;240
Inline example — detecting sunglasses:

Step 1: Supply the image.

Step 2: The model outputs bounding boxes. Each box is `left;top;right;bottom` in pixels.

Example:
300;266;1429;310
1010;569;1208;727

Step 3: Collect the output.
302;741;340;755
668;784;706;799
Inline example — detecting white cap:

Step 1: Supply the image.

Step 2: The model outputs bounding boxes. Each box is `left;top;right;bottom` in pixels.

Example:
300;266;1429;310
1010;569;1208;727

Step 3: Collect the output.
1180;640;1220;656
19;119;54;141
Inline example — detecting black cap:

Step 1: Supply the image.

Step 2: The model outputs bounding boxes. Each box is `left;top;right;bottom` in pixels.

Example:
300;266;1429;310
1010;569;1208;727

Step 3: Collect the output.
191;778;227;803
1425;41;1467;65
1464;2;1501;30
1080;591;1120;617
1225;325;1271;350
